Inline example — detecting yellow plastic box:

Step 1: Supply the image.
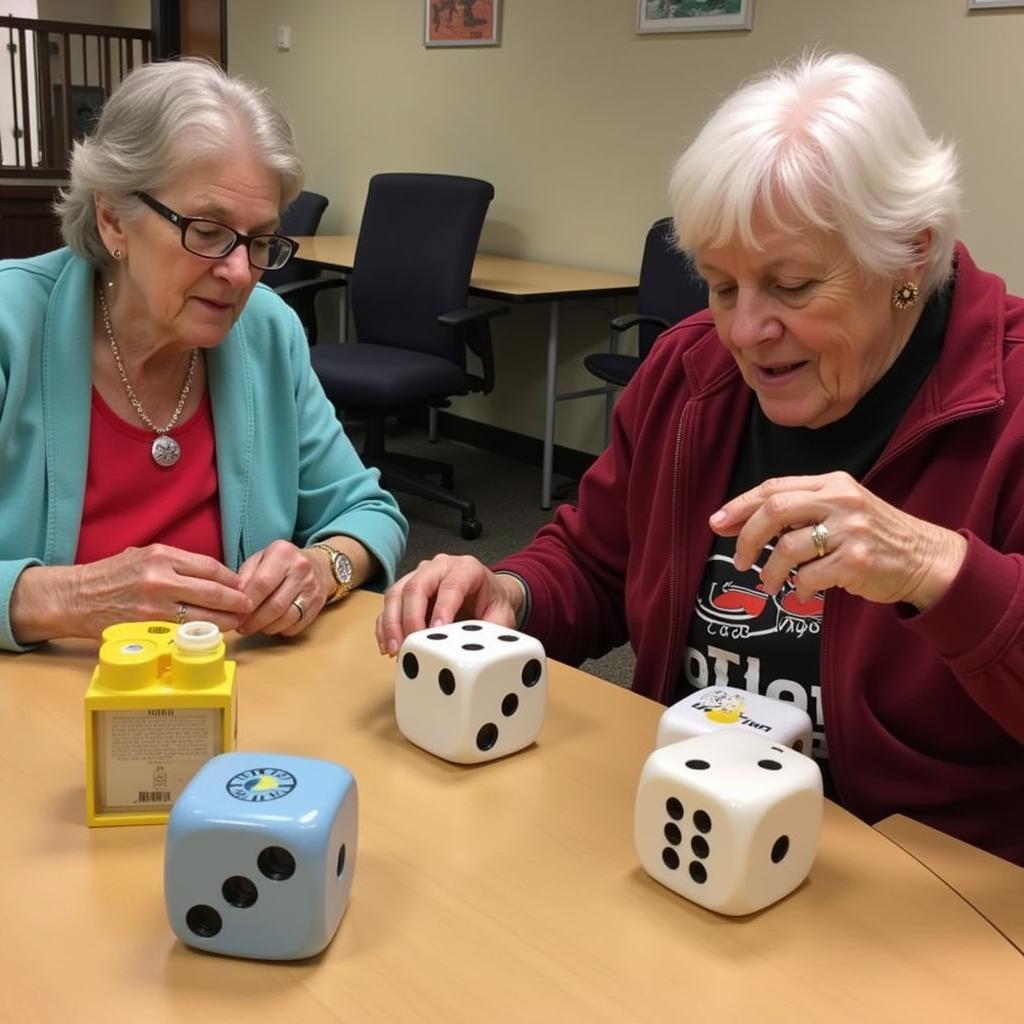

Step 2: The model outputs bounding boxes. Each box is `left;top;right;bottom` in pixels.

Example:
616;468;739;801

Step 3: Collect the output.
84;620;237;827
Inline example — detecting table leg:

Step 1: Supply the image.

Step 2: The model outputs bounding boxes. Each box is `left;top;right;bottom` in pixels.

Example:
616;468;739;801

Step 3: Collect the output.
542;301;560;510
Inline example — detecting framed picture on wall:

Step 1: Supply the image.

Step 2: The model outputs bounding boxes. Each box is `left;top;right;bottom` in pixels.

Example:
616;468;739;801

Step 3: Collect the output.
637;0;754;34
968;0;1024;7
425;0;501;47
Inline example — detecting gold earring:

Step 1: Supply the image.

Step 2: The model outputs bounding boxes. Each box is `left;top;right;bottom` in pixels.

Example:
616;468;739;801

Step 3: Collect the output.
111;248;123;260
892;281;920;310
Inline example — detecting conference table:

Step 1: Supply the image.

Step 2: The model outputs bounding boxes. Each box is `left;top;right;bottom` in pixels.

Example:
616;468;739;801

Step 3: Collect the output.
292;235;639;509
1;590;1021;1023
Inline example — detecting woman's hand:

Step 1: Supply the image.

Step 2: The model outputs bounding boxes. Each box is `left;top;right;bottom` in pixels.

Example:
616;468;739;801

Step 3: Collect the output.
376;555;525;656
10;545;254;644
709;471;967;612
236;540;330;638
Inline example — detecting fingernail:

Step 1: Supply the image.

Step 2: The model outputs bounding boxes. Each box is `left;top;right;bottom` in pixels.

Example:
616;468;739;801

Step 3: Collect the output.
387;639;399;656
710;510;726;526
430;617;444;627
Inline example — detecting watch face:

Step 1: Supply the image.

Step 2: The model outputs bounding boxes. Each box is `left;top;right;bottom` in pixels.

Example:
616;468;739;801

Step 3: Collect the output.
334;552;353;585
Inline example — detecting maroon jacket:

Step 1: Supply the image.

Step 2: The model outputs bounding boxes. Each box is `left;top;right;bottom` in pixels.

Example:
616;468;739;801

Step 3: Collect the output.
497;244;1024;864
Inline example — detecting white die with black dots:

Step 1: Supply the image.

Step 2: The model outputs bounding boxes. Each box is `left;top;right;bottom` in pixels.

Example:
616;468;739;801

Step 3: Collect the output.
395;620;547;764
634;729;823;916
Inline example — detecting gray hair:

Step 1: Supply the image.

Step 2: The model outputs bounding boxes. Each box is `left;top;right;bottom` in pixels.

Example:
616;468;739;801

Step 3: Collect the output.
668;52;960;297
57;57;304;264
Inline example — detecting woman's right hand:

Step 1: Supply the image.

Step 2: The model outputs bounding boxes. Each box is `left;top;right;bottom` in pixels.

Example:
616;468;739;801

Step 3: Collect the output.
376;554;524;656
10;544;254;644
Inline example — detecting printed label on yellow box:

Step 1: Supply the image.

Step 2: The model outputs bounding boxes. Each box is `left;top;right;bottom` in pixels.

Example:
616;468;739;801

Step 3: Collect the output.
94;708;224;812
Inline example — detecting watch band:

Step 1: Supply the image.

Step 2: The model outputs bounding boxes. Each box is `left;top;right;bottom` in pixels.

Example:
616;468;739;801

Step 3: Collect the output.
310;542;354;604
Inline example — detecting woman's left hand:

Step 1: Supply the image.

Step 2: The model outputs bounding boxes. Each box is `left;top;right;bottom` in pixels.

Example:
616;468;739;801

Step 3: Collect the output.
709;471;967;612
235;540;327;637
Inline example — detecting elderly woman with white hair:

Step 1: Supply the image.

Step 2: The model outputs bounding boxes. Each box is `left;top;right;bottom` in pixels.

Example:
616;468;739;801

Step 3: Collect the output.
0;58;407;650
378;53;1024;864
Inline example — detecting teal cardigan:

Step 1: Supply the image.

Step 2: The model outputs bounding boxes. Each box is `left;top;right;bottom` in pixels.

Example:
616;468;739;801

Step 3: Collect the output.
0;249;408;651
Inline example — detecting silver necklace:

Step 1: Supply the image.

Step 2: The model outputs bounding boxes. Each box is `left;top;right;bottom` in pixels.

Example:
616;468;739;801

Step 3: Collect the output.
97;287;198;468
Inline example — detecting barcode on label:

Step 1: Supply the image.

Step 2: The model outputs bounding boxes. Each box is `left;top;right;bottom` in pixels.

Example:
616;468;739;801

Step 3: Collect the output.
136;791;172;804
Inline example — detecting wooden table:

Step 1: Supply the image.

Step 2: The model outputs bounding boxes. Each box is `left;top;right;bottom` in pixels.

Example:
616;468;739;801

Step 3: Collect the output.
293;236;639;509
1;591;1021;1023
875;813;1024;954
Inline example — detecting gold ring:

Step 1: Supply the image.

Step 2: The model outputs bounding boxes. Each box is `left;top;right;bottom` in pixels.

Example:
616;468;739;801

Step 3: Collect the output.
810;522;829;560
292;595;305;619
176;603;188;624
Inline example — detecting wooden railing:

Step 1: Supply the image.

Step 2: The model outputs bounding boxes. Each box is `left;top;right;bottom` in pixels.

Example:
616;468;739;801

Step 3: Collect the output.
1;15;151;178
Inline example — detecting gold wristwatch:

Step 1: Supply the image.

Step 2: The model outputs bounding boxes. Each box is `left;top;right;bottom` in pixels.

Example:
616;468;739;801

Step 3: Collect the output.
310;542;354;604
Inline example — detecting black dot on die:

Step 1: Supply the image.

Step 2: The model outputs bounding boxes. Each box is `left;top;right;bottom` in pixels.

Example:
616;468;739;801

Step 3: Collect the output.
664;822;681;845
221;875;258;908
498;634;519;642
501;693;519;717
438;669;456;695
771;835;790;863
461;623;483;631
462;643;484;651
665;797;684;820
337;844;346;878
685;759;710;770
476;723;499;751
689;861;708;884
758;759;783;771
257;845;296;881
662;847;680;870
693;810;712;834
522;659;542;687
402;653;419;678
186;904;222;937
691;835;709;859
426;633;447;640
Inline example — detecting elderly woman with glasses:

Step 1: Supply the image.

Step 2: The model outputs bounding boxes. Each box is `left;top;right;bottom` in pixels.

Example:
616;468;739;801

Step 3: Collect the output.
0;59;407;651
377;53;1024;865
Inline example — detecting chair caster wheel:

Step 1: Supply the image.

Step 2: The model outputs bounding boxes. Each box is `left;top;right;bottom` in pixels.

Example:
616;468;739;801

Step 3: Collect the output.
460;518;483;540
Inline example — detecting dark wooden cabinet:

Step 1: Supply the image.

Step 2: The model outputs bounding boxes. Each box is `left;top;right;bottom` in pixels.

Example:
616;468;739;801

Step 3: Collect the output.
0;183;64;259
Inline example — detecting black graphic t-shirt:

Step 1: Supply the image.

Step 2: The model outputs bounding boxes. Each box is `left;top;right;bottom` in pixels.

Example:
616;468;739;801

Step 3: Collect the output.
678;288;950;791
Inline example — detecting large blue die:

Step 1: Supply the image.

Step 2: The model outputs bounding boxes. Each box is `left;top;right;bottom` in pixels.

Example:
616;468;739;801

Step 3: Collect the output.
164;752;358;960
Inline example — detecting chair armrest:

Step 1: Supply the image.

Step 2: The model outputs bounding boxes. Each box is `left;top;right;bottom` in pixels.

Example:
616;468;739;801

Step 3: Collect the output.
437;302;509;327
610;312;671;333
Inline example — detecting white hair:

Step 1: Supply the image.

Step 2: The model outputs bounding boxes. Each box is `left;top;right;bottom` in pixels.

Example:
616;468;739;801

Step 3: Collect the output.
57;58;304;264
668;52;960;296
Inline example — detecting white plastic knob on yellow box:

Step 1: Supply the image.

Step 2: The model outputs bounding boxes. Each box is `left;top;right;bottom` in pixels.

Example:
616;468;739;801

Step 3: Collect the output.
84;621;237;827
395;620;547;763
657;687;813;755
634;729;823;916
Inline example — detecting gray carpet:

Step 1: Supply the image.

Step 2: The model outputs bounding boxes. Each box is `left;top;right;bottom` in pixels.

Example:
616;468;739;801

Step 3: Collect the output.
377;423;637;688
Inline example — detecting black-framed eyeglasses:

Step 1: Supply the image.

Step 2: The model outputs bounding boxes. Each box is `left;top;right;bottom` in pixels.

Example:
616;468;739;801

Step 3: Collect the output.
133;191;299;271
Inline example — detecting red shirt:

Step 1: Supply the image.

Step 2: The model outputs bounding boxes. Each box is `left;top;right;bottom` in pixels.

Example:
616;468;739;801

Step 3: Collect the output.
75;388;223;564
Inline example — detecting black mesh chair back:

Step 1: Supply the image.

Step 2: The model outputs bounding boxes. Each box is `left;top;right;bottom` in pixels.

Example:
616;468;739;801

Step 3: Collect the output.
636;216;708;359
349;173;493;368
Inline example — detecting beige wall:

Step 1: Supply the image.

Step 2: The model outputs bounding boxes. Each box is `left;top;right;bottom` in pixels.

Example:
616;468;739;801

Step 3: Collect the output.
37;0;148;28
228;0;1024;456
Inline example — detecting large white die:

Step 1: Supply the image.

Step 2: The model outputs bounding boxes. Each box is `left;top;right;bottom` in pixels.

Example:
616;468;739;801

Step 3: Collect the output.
634;730;822;916
657;687;813;754
395;620;547;764
164;752;358;959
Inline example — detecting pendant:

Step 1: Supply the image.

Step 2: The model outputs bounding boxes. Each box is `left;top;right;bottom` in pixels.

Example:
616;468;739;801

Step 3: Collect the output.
151;434;182;467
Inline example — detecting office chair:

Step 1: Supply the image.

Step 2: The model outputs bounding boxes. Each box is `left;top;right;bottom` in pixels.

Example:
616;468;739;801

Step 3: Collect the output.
264;189;340;344
585;217;707;443
307;173;508;540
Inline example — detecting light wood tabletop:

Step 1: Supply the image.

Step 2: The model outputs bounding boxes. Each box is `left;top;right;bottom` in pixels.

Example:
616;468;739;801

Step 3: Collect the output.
875;813;1024;954
2;590;1020;1023
292;234;638;508
292;235;639;301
